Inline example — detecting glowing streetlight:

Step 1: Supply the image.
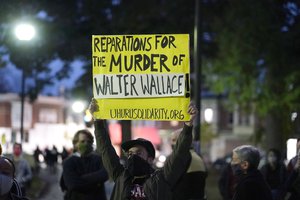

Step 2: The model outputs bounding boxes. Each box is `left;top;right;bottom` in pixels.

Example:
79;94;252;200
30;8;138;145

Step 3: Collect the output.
72;101;86;113
71;101;87;125
14;22;36;142
204;108;214;123
15;23;36;41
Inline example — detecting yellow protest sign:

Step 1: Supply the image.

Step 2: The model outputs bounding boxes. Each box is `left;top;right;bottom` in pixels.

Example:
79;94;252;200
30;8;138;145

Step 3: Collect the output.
92;34;190;121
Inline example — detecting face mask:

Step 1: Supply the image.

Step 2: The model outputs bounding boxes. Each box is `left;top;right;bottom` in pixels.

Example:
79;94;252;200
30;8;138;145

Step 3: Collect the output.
78;143;93;156
0;174;13;195
268;156;277;164
231;163;243;177
126;155;152;176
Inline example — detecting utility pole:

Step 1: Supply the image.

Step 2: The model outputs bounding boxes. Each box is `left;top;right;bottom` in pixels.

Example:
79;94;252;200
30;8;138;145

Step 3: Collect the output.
20;70;26;142
15;23;36;143
193;0;202;154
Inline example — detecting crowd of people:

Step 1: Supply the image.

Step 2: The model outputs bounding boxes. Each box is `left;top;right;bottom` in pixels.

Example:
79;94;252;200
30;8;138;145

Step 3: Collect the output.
33;145;70;173
0;98;300;200
218;140;300;200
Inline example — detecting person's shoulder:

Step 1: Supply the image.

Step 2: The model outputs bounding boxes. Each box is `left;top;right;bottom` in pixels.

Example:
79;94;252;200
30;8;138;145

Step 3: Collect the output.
63;154;80;164
89;152;104;163
150;169;163;178
242;170;265;184
89;152;102;159
279;162;287;169
288;156;297;164
146;169;168;185
17;157;30;166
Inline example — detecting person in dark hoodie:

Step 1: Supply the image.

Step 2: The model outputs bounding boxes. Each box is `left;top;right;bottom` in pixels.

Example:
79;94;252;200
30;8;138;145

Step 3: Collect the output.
62;129;108;200
89;98;198;200
231;145;272;200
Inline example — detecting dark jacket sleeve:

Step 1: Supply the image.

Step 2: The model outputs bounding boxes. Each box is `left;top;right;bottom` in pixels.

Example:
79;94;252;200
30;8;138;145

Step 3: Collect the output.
94;120;124;181
162;124;193;188
81;168;108;183
62;157;106;192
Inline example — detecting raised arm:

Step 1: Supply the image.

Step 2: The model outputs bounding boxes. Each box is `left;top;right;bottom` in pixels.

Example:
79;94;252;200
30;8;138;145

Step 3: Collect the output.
89;98;124;181
162;102;198;188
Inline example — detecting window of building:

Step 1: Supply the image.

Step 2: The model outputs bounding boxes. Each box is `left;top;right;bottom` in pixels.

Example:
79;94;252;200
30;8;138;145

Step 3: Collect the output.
39;108;58;123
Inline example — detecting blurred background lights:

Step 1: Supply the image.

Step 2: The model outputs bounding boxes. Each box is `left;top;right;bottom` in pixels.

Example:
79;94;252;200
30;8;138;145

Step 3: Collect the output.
287;138;297;161
291;112;297;121
204;108;213;123
170;120;179;127
72;101;85;113
155;155;166;168
14;23;36;41
158;155;166;162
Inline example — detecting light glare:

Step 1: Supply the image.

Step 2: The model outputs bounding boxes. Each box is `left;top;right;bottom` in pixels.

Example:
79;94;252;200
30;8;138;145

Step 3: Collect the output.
204;108;213;123
291;112;297;121
158;155;166;162
15;24;36;41
287;138;297;161
72;101;85;113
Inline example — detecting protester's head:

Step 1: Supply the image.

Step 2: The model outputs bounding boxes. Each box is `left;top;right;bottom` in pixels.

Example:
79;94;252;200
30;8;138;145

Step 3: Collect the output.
267;148;281;165
0;156;15;196
121;138;155;176
170;128;182;150
122;138;155;161
72;129;94;156
231;145;260;176
13;143;22;157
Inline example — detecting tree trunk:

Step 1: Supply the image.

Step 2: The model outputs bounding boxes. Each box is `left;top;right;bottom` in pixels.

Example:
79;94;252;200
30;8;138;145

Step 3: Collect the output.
264;109;286;152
